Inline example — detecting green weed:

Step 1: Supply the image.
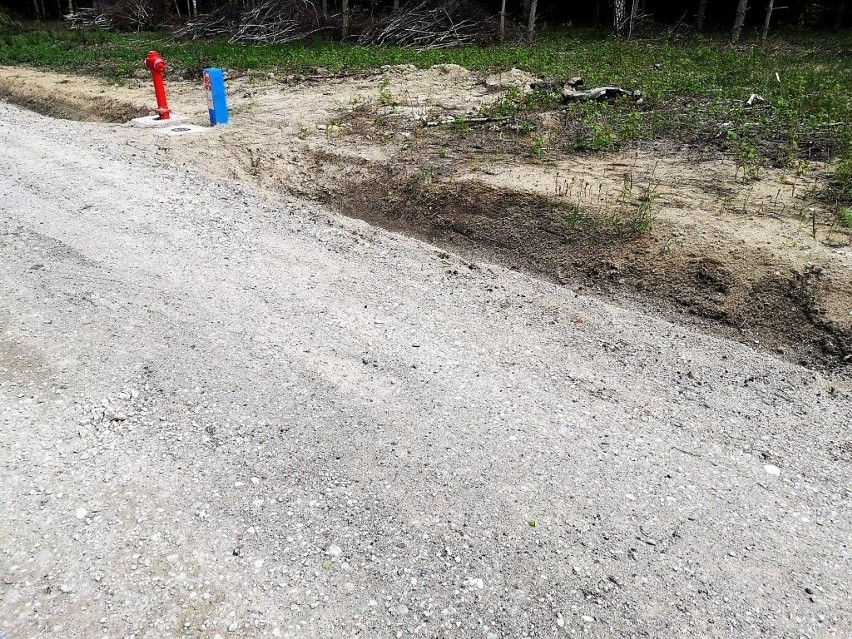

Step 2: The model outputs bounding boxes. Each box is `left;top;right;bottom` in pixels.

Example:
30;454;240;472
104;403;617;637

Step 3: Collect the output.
552;170;656;242
378;76;395;107
530;134;547;158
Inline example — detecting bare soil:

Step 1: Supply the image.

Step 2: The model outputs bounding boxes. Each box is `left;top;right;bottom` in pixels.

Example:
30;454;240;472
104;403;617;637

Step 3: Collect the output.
1;63;849;374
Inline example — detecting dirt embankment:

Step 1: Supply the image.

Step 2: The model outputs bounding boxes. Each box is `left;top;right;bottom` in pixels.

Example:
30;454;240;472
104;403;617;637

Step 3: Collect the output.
1;63;849;374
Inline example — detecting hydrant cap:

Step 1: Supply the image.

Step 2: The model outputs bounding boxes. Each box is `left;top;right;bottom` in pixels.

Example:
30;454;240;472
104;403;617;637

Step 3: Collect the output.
145;51;166;73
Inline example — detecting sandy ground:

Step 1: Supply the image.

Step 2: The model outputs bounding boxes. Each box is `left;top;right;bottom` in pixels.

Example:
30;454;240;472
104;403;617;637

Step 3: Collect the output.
2;86;852;639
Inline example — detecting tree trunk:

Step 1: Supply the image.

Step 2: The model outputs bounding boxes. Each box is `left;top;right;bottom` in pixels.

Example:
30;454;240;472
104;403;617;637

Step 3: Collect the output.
341;0;349;39
523;0;531;24
173;0;181;18
322;0;327;18
613;0;626;35
32;0;42;20
835;2;846;30
393;0;399;11
732;0;748;42
627;0;638;38
696;0;708;30
526;0;538;44
761;0;774;41
499;0;507;42
190;0;197;18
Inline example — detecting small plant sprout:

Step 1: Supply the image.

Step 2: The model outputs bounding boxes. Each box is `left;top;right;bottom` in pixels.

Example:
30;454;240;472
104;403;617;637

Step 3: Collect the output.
378;77;395;107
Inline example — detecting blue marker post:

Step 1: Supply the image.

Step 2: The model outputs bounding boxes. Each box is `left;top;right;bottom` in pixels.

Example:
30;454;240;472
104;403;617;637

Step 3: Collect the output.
203;68;229;126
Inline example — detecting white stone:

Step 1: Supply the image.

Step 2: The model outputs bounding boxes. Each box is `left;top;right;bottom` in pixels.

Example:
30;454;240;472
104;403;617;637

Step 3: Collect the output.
764;464;781;476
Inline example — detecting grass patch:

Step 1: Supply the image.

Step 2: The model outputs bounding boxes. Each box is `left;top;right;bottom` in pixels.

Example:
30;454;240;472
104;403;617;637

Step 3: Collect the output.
1;23;850;168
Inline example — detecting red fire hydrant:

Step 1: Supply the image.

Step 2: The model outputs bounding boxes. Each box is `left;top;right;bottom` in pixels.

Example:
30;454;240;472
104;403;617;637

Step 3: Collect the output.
144;50;171;120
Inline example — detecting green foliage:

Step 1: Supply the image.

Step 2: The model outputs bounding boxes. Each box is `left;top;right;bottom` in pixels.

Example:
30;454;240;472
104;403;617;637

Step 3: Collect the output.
832;158;852;203
479;85;559;123
727;129;763;181
377;76;394;106
575;111;618;150
530;134;547;158
553;171;656;242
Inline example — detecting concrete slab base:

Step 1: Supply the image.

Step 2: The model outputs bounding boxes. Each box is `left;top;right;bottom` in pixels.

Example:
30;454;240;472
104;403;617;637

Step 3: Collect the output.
131;114;187;127
156;124;207;137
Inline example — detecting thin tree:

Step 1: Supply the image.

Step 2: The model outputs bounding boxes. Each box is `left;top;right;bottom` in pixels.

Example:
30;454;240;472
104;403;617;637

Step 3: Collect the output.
732;0;748;42
499;0;507;42
761;0;775;42
613;0;626;35
341;0;349;39
627;0;638;38
836;3;846;30
393;0;400;11
32;0;43;20
696;0;708;30
526;0;538;43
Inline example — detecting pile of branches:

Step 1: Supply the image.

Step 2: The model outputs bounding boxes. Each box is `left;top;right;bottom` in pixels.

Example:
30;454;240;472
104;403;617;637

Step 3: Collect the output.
65;0;166;31
174;0;327;44
65;8;114;30
358;0;495;50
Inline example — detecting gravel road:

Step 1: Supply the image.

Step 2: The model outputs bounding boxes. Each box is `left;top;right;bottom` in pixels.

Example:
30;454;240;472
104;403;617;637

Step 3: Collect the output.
1;102;850;638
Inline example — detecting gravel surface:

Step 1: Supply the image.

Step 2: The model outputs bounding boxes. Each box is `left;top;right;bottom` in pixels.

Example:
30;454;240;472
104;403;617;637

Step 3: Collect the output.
1;102;850;638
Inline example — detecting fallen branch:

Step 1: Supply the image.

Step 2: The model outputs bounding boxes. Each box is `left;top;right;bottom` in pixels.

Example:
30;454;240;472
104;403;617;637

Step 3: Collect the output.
419;114;511;127
562;86;642;102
